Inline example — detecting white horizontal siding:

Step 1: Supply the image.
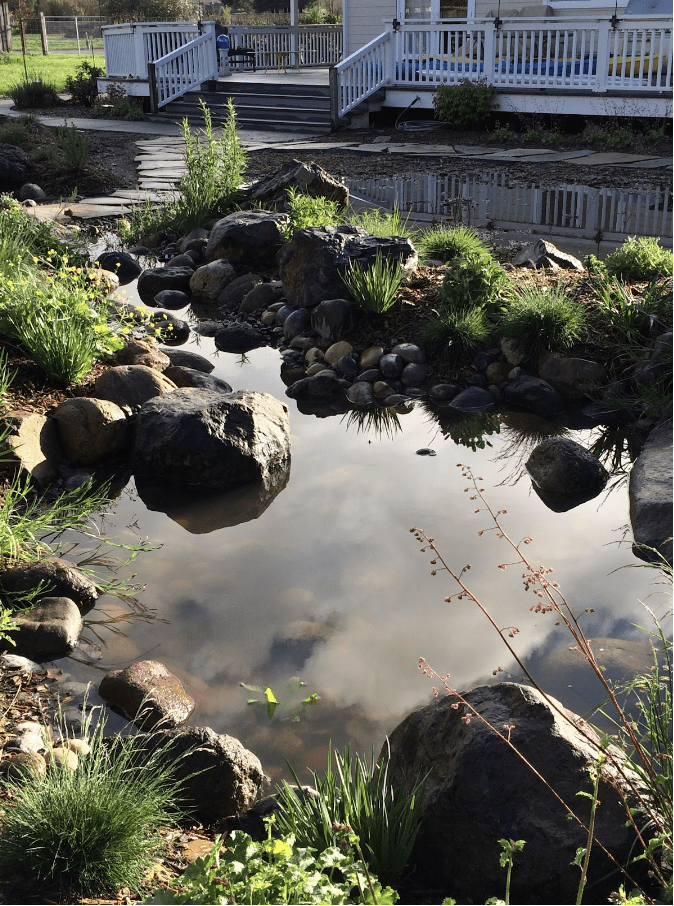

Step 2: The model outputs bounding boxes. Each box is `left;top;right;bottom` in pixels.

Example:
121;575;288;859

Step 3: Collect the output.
347;0;395;55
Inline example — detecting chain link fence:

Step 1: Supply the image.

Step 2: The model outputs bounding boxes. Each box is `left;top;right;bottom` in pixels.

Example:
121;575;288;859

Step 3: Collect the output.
12;15;105;53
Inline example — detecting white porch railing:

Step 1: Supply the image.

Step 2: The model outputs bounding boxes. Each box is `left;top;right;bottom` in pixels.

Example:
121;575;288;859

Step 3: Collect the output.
226;24;342;67
334;14;673;120
148;27;218;111
102;21;206;78
330;32;390;124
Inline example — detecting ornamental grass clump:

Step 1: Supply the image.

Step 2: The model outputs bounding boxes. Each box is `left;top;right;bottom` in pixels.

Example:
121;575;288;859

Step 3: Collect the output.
499;282;586;362
275;745;426;888
417;225;490;265
0;708;192;896
340;250;405;314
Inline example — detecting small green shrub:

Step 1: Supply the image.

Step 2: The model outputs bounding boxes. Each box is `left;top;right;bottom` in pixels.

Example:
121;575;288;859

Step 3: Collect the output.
284;185;342;239
340;250;405;314
121;99;246;242
588;271;672;344
92;83;145;121
144;824;399;904
540;130;563;147
433;78;495;127
0;263;128;385
348;207;419;243
9;76;60;109
418;225;490;265
603;237;673;282
275;746;426;888
643;127;666;146
64;60;103;107
56;123;89;171
490;121;515;142
422;304;492;353
438;250;508;315
0;708;191;896
499;282;586;360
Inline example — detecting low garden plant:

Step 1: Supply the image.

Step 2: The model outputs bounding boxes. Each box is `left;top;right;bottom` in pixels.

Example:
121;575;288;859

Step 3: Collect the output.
340;250;405;314
283;185;342;239
348;207;420;243
499;282;587;361
417;225;490;265
412;465;673;905
0;706;192;897
600;237;673;282
433;78;495;127
64;60;104;107
119;99;246;243
274;745;426;888
144;822;398;905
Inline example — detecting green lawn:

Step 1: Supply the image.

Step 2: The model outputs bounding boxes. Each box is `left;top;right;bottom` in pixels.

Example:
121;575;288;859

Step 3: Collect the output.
0;52;105;96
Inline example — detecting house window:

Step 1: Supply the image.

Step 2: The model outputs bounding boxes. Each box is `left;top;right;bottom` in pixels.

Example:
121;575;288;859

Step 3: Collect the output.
405;0;469;15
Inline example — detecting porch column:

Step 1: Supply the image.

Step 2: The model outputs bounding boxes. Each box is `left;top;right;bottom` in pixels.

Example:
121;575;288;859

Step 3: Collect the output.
290;0;298;59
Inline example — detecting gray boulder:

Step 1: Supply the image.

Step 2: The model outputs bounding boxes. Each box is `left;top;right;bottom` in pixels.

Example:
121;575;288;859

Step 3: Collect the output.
206;211;287;268
629;419;672;564
250;158;349;209
0;144;31;187
158;348;214;373
240;281;282;314
6;597;83;659
132;389;290;490
153;289;190;310
526;437;609;498
99;660;195;730
95;251;142;285
2;410;62;486
503;374;565;415
449;386;496;412
0;557;98;613
217;273;263;309
129;725;266;825
137;266;194;304
164;366;233;394
384;683;647;905
95;365;177;410
214;322;266;354
51;398;131;466
189;258;237;302
512;239;584;271
278;226;417;309
114;340;171;371
537;353;606;399
147;311;190;346
311;298;354;342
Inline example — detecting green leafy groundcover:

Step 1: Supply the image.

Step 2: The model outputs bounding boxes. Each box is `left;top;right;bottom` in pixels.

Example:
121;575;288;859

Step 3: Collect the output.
144;825;399;905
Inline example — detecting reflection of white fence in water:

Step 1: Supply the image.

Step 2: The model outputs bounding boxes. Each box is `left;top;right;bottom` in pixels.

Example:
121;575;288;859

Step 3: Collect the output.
347;174;673;244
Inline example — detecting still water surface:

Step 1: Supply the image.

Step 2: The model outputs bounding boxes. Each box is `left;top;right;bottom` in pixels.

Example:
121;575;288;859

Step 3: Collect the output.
66;334;665;783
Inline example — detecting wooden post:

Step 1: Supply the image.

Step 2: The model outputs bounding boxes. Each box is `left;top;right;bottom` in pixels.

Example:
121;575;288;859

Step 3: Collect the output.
329;63;339;130
40;11;48;54
19;18;27;56
148;61;158;114
0;3;11;53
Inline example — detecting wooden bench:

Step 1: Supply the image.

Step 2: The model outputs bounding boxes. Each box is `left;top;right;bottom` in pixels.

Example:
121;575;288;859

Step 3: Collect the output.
227;46;256;71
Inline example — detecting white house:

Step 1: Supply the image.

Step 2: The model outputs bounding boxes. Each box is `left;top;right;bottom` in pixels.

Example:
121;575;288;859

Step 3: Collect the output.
334;0;672;121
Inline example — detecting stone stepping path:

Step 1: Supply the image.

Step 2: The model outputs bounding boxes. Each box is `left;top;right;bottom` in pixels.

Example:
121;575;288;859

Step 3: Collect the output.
20;124;671;223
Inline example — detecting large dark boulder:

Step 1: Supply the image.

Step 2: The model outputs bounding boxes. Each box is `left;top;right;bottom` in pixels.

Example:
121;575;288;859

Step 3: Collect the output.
250;159;349;210
137;266;194;305
127;725;266;825
278;226;417;309
526;437;609;509
132;389;291;490
95;251;142;285
503;374;565;415
384;683;648;905
0;144;31;189
0;558;98;613
99;660;195;730
629;419;672;564
206;211;287;268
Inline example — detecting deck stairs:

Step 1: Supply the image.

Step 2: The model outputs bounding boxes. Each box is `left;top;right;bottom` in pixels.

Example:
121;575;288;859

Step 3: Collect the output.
151;79;334;134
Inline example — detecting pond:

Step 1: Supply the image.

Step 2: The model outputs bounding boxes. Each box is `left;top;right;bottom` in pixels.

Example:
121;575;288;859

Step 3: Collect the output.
346;170;673;258
57;324;667;785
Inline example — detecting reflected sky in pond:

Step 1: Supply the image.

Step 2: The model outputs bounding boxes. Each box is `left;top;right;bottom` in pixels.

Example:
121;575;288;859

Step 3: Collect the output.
63;337;670;784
